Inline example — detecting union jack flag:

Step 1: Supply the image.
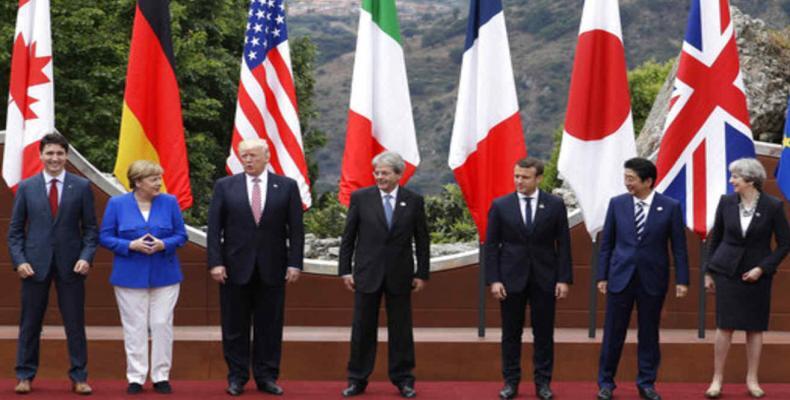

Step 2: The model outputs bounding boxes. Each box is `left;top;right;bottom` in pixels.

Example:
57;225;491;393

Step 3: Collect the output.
655;0;754;238
227;0;312;208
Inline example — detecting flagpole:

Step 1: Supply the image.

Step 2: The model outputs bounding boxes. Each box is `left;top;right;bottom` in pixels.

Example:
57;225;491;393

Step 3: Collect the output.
698;237;707;339
588;234;600;338
478;243;486;338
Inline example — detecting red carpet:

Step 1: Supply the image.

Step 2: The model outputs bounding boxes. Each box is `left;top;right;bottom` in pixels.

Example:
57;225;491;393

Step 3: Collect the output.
3;380;790;399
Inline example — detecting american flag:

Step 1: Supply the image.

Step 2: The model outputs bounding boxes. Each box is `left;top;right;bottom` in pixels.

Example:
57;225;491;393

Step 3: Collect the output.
655;0;754;238
227;0;311;207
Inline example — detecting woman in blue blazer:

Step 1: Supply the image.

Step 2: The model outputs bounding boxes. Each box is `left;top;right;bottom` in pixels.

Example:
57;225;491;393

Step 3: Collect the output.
99;160;187;395
703;158;790;399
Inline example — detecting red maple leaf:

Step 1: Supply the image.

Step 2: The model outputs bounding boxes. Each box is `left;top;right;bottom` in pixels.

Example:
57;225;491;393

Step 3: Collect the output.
8;35;52;120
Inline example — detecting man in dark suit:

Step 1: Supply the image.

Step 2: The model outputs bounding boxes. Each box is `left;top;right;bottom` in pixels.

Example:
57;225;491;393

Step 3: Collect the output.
7;133;97;395
485;157;572;400
338;151;430;399
595;157;689;400
207;138;304;396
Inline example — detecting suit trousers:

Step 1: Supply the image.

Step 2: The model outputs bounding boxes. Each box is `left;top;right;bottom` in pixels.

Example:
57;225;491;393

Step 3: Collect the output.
114;284;180;384
347;286;415;387
500;277;556;386
16;268;87;382
220;270;285;386
598;273;665;390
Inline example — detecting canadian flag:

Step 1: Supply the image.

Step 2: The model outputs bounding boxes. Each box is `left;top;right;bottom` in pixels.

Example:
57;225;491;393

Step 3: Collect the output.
3;0;54;190
557;0;636;239
448;0;526;242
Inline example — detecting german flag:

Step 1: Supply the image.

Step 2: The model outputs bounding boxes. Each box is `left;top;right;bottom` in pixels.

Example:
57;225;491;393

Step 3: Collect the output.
114;0;192;209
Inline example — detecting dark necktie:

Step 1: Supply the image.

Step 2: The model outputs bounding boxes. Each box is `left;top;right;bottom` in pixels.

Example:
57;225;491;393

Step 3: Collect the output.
383;194;394;229
635;200;646;240
49;179;59;217
524;196;533;228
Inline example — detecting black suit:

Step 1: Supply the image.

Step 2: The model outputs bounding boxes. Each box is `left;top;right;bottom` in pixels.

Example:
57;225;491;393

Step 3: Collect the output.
484;190;572;387
207;172;304;386
706;193;790;330
7;172;97;382
339;186;429;387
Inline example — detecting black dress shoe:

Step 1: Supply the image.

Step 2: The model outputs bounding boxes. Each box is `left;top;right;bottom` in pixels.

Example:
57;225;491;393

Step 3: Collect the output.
341;383;366;397
127;383;143;395
597;387;613;400
638;387;662;400
536;384;553;400
226;382;244;396
398;384;417;398
153;381;172;394
499;383;518;399
258;381;283;395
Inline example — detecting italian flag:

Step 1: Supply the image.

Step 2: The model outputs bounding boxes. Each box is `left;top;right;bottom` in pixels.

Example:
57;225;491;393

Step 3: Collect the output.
338;0;420;206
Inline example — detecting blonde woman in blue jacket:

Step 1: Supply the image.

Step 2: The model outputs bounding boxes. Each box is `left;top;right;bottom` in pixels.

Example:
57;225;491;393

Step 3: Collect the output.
99;160;187;395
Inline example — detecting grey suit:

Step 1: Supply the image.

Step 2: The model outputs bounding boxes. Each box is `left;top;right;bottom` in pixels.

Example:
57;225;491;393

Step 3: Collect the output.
7;171;97;382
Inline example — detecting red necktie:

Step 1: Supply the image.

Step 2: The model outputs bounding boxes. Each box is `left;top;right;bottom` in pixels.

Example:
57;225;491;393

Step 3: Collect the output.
49;179;59;217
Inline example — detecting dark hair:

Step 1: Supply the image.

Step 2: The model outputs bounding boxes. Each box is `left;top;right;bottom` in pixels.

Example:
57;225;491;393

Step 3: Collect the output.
39;133;69;153
515;157;544;176
624;157;656;188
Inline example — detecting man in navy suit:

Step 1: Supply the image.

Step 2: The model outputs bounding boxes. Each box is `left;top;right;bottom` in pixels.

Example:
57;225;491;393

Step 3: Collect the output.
485;157;572;400
207;138;304;396
7;133;97;395
595;157;689;400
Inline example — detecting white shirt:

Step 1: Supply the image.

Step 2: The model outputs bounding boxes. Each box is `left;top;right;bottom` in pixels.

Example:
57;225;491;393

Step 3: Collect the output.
141;209;150;222
380;186;399;210
42;170;65;205
633;190;656;222
517;190;539;224
246;172;268;214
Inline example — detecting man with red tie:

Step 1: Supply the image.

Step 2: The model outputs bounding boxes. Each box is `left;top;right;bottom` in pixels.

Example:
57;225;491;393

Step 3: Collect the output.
207;138;304;396
8;133;97;395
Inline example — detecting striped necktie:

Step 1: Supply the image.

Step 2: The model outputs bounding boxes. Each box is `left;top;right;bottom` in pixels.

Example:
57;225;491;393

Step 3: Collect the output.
635;200;646;240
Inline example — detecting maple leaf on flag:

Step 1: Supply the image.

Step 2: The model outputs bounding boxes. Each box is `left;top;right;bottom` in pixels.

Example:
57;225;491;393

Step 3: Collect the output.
9;37;52;121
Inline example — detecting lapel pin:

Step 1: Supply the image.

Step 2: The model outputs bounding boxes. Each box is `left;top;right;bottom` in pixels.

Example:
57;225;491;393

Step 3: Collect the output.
657;206;663;212
273;183;279;188
756;212;761;217
400;201;406;207
539;204;545;209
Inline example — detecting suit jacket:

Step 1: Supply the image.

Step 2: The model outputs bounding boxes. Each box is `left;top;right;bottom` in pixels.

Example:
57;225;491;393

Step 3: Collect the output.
706;193;790;277
207;172;304;286
597;192;689;296
99;192;187;288
338;186;430;294
484;190;572;293
8;172;98;282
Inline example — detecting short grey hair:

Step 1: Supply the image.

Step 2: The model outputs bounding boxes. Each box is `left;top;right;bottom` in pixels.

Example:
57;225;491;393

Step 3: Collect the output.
729;157;766;191
238;138;269;152
372;151;405;175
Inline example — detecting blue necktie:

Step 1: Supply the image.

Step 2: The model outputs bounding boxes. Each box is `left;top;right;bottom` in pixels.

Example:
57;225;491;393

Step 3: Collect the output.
383;194;394;229
635;200;646;240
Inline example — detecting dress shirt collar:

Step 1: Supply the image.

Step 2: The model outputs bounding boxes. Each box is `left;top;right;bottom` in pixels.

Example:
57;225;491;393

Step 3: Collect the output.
380;186;399;201
517;189;539;203
633;190;655;208
43;169;65;184
246;171;268;186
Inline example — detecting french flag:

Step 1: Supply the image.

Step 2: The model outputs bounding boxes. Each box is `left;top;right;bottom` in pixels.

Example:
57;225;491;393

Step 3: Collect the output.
448;0;526;242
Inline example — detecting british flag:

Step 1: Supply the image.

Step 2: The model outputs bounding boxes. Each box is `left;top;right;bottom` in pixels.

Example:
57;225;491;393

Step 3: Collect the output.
655;0;754;238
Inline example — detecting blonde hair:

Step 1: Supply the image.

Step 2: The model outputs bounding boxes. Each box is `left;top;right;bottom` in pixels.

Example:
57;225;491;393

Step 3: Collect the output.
238;138;269;153
127;160;164;190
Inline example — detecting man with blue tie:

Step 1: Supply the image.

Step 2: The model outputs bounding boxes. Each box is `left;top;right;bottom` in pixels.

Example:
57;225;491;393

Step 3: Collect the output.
338;151;430;398
207;138;304;396
595;157;689;400
7;133;97;395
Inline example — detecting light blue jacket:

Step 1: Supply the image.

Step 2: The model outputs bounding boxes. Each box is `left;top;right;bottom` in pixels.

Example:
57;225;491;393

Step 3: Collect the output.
99;192;187;288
